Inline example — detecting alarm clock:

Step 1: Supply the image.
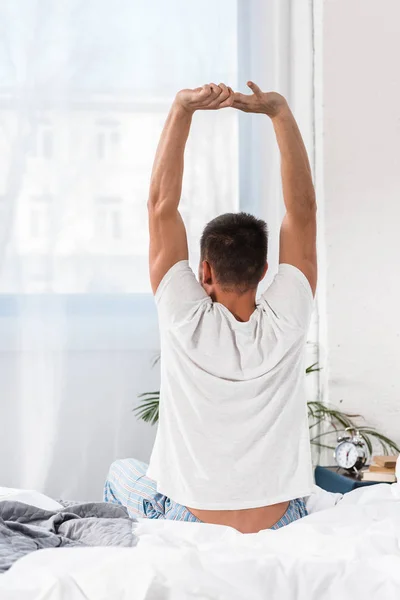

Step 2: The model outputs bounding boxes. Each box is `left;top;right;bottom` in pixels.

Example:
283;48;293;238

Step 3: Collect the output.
334;429;367;473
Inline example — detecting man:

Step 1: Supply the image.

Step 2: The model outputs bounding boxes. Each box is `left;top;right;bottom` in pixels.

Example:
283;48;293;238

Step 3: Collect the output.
105;82;317;533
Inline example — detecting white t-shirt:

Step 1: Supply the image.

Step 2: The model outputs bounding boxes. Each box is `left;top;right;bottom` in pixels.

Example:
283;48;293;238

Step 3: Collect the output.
147;261;314;510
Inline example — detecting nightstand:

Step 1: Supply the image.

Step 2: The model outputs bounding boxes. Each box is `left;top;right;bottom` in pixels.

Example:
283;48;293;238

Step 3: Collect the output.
314;466;390;494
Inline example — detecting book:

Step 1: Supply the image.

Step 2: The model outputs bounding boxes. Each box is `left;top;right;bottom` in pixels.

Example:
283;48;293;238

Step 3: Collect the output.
361;470;396;483
372;455;398;469
369;463;396;473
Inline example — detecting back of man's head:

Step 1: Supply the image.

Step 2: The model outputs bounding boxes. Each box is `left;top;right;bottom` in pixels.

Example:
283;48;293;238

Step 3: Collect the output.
200;212;268;293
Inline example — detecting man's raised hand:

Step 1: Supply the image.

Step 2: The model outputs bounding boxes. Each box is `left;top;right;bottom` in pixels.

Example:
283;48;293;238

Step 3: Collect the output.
173;81;288;118
233;81;288;118
174;83;234;114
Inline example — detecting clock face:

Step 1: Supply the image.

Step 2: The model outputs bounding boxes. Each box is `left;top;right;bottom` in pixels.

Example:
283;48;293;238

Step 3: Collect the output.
335;441;359;469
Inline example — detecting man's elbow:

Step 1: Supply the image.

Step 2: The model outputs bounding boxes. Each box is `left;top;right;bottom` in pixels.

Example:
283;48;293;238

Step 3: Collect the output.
309;198;317;216
303;202;317;226
147;192;158;213
303;191;317;218
147;193;172;218
290;194;317;223
305;184;317;208
147;187;164;212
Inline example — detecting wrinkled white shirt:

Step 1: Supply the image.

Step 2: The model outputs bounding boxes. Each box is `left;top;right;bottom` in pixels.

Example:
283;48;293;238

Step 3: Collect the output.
147;261;314;510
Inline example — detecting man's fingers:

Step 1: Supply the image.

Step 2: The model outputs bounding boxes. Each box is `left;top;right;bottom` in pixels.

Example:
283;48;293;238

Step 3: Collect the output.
212;83;230;108
205;83;234;109
218;84;234;108
183;82;262;111
201;83;225;108
188;83;238;110
209;83;222;98
217;82;230;101
200;84;212;96
247;81;262;96
198;83;221;108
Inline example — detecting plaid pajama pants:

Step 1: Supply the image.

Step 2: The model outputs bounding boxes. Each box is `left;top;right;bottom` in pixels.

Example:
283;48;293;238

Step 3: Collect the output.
104;458;308;528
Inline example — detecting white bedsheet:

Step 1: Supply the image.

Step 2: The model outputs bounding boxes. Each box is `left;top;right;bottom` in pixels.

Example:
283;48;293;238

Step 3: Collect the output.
1;478;399;600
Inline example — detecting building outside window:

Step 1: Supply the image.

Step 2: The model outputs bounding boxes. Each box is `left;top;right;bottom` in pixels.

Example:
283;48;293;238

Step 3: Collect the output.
31;121;54;159
96;119;120;160
29;194;53;239
94;195;123;242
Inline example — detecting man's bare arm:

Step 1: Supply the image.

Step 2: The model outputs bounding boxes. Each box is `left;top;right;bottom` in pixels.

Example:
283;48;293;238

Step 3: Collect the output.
272;104;317;295
148;104;191;295
148;84;234;294
233;82;317;295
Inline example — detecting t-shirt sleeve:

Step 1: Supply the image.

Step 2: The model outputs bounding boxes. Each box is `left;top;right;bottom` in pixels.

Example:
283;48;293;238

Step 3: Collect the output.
260;263;314;331
155;260;209;329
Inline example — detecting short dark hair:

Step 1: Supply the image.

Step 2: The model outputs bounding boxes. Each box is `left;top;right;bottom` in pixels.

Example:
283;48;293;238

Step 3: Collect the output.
200;212;268;291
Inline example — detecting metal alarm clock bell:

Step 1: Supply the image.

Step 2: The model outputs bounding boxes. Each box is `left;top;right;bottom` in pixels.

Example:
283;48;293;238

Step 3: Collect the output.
334;428;367;474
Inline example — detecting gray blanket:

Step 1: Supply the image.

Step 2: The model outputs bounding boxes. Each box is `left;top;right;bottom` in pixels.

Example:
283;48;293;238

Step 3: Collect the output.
0;501;138;573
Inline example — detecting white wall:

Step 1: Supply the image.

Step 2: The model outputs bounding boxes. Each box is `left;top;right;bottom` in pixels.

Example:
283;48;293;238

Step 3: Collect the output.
322;0;400;446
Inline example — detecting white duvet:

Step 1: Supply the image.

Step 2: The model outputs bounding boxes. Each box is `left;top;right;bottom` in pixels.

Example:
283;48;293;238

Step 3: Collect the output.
1;480;400;600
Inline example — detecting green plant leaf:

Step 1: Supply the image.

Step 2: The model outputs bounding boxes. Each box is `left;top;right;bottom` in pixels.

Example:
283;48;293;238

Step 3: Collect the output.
357;429;400;454
133;396;160;426
306;362;322;374
152;355;161;368
308;418;324;431
359;432;373;455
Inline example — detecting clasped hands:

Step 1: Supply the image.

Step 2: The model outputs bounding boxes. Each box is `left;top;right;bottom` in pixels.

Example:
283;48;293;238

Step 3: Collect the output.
174;81;288;119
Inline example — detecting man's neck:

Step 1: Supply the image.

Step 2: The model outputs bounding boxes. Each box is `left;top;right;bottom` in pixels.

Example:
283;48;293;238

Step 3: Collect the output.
212;289;257;323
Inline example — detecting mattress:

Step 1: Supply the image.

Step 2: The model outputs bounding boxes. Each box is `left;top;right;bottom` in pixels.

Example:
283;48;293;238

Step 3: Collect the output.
0;476;399;600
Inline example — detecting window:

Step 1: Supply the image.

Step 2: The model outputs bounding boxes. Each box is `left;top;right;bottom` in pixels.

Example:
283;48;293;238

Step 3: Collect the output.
111;210;122;239
0;1;268;295
29;194;53;239
94;196;123;242
96;119;120;160
31;121;54;159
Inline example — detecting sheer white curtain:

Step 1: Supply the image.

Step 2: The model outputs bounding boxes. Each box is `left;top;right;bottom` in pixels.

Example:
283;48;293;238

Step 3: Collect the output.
0;0;315;500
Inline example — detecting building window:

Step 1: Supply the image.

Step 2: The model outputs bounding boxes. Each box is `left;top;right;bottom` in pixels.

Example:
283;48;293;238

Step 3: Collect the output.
96;119;120;160
97;132;106;159
30;194;53;238
42;129;53;158
31;121;54;159
111;210;122;239
95;196;123;241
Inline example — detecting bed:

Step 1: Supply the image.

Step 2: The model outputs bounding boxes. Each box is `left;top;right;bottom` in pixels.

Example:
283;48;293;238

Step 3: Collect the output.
0;468;399;600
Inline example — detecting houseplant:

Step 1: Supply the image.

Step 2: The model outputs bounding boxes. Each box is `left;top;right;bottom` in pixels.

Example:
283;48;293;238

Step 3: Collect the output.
135;362;400;457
